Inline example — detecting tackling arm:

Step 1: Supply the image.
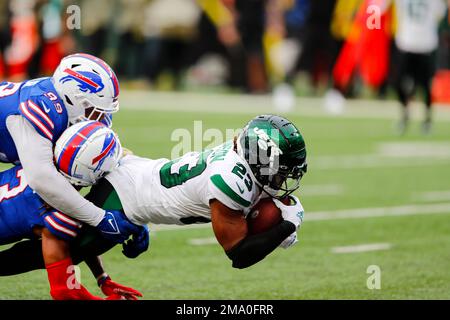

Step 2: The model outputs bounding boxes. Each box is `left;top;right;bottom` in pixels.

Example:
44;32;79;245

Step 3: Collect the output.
6;115;105;226
210;199;296;269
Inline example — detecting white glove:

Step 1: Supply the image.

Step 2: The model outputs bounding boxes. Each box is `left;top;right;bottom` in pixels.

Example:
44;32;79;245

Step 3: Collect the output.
279;232;298;249
273;195;304;229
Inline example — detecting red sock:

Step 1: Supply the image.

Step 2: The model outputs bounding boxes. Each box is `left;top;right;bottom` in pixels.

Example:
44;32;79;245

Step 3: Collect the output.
45;257;102;300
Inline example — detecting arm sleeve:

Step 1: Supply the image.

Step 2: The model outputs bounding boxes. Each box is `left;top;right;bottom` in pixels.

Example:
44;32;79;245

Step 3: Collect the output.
225;220;296;269
6;115;105;226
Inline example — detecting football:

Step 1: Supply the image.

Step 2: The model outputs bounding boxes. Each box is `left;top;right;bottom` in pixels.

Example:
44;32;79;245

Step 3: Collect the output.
247;197;290;235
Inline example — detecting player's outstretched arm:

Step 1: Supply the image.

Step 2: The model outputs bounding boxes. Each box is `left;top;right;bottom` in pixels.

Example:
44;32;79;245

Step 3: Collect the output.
7;116;142;244
210;199;296;269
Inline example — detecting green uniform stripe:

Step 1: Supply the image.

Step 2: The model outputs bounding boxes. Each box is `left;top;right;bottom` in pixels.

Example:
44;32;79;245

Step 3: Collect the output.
210;174;251;207
103;189;123;211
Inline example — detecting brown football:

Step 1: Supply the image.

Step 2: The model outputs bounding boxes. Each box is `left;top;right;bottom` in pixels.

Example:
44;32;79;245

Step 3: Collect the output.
247;197;290;235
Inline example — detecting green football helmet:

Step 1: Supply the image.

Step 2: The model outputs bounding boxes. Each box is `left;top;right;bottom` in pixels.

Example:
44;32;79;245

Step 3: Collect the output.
236;115;307;199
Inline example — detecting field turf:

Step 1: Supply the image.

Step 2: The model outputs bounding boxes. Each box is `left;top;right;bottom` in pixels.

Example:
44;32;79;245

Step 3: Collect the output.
1;91;450;299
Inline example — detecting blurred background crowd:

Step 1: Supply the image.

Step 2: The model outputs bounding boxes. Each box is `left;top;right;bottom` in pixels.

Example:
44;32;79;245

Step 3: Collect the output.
0;0;449;103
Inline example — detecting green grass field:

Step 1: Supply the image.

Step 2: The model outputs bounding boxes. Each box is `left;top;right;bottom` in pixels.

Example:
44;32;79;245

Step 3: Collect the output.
1;91;450;299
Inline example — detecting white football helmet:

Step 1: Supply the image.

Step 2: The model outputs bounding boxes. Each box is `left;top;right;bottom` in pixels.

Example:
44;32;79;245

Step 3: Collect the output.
54;120;123;187
52;53;120;127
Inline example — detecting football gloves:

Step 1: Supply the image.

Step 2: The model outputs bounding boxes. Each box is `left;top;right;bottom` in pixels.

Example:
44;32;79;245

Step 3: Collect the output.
98;275;143;300
273;195;304;229
97;210;143;244
122;224;150;258
279;232;298;249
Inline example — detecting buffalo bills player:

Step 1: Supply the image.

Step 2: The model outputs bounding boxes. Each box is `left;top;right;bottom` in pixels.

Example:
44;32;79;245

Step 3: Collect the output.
0;53;142;244
0;121;147;300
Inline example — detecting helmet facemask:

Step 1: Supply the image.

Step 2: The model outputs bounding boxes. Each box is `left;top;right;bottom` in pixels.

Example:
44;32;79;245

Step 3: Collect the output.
68;96;118;128
251;148;307;199
264;162;307;199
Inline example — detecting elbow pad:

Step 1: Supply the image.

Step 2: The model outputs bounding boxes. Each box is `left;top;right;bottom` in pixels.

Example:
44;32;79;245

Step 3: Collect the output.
225;220;296;269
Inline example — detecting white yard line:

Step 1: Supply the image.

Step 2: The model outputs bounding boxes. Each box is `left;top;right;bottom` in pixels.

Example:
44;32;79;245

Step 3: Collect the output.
313;141;450;170
331;243;392;254
311;154;450;170
299;184;344;196
150;224;205;232
150;202;450;232
307;202;450;221
414;191;450;202
378;142;450;158
120;90;450;121
188;237;218;246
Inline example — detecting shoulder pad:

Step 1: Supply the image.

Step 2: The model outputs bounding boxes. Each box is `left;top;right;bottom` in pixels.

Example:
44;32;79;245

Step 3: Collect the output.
208;157;256;212
19;94;68;142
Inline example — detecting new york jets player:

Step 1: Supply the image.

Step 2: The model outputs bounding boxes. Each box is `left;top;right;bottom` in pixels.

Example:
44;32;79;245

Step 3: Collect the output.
392;0;448;134
1;115;307;272
102;114;307;268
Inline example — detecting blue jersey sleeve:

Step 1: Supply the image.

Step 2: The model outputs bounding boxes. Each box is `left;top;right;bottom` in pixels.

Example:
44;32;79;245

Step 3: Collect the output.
42;210;82;241
18;95;68;143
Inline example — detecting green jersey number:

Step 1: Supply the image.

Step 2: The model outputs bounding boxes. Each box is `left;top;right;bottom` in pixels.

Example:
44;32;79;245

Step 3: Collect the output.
160;150;212;188
232;162;253;192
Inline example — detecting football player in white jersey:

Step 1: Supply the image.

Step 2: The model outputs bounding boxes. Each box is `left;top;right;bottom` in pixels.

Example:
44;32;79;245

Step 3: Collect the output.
101;114;307;268
1;115;307;283
392;0;448;134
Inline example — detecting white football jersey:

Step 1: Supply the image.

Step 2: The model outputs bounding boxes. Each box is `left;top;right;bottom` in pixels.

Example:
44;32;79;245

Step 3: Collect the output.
105;141;263;225
395;0;447;53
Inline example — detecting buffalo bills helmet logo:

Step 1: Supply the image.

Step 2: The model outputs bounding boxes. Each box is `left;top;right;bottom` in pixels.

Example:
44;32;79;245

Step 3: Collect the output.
60;68;105;94
91;131;117;172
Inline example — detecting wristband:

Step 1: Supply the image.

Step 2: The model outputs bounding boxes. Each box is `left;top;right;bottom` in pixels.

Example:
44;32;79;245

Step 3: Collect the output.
96;273;110;287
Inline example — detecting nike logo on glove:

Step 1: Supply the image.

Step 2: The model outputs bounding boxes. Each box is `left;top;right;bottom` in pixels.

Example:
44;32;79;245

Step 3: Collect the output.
101;214;120;234
108;218;118;232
